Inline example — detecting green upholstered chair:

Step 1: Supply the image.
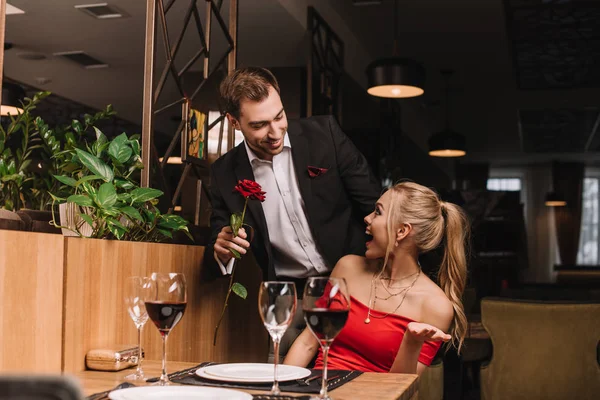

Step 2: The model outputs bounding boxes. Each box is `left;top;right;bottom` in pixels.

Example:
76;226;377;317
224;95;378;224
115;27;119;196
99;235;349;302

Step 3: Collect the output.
480;298;600;400
419;358;444;400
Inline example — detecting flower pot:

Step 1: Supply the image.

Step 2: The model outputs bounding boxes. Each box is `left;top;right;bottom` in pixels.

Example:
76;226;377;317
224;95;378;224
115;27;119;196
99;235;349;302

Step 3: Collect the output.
16;209;61;234
59;203;94;237
0;209;26;231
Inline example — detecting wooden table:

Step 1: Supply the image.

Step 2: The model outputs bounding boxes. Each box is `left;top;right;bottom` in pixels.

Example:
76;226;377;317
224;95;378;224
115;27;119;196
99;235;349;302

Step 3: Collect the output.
74;361;419;400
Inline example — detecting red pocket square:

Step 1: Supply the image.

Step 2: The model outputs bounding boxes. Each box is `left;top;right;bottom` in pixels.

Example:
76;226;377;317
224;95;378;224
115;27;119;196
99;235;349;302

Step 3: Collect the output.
307;166;328;178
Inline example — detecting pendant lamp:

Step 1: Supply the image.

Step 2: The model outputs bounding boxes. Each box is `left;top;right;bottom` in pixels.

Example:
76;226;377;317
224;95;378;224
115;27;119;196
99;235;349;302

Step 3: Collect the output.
366;0;425;98
428;70;466;157
545;191;567;207
1;82;26;116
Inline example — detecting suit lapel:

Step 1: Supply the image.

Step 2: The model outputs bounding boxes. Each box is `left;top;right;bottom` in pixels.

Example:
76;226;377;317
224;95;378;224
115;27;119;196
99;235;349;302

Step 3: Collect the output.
233;144;270;244
288;123;315;224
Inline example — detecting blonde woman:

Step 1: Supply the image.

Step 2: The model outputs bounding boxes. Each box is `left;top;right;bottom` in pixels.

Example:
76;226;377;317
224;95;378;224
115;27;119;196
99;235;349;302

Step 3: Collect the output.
284;182;469;375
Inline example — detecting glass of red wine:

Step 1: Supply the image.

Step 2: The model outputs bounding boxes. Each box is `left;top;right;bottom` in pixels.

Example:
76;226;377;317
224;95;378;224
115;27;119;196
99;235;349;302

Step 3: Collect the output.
145;272;187;386
303;277;350;400
258;281;297;395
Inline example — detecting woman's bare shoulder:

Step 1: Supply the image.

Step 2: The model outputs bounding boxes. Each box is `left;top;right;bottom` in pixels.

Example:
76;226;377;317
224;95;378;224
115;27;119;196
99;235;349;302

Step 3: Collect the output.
331;255;375;279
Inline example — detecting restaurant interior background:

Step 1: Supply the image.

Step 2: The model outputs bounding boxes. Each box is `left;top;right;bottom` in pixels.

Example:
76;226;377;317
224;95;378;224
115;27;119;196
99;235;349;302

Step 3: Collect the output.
1;0;599;399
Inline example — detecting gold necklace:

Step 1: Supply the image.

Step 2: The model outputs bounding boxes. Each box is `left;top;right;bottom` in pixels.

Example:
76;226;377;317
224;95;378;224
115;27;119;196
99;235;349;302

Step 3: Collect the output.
364;268;420;324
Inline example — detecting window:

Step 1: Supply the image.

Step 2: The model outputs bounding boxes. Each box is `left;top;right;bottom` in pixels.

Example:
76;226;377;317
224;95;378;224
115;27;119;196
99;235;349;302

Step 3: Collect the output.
577;177;599;265
206;111;244;160
487;178;522;192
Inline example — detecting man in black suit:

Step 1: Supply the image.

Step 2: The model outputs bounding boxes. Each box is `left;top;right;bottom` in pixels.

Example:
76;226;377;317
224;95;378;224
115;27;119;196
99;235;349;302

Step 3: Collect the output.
205;67;380;356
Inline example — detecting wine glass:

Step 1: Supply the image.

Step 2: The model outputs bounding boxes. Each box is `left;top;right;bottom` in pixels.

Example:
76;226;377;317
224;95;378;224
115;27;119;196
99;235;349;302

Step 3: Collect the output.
303;277;351;400
258;281;297;395
124;276;151;381
145;272;187;386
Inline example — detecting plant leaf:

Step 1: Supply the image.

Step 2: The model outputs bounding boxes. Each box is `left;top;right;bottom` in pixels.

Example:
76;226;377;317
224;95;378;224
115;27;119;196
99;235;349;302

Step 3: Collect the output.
106;219;126;240
157;228;173;238
53;175;77;187
120;205;143;222
94;127;108;146
114;178;134;189
130;187;163;203
79;213;94;229
97;182;117;208
75;148;114;182
67;195;94;207
232;283;247;299
108;133;133;164
229;248;241;259
75;175;103;186
158;214;189;230
230;212;243;237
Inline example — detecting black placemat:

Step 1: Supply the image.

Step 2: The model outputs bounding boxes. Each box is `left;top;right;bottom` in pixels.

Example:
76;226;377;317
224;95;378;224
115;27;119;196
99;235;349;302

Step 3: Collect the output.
85;382;135;400
149;363;363;394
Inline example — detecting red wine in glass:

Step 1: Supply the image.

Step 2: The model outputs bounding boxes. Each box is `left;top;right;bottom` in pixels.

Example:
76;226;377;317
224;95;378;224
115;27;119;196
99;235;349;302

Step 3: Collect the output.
145;272;187;386
303;308;349;344
145;301;187;335
303;277;351;400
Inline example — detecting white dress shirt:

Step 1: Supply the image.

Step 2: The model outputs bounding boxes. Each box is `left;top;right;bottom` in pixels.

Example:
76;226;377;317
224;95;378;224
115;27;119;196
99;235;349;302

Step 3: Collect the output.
216;134;330;278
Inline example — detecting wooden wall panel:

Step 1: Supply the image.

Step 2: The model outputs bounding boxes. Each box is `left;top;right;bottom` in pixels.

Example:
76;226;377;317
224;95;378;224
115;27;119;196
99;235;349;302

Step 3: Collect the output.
0;231;64;372
62;238;268;373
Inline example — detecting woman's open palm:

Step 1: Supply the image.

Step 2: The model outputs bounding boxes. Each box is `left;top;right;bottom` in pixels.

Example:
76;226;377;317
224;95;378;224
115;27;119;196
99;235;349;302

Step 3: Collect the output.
406;322;451;342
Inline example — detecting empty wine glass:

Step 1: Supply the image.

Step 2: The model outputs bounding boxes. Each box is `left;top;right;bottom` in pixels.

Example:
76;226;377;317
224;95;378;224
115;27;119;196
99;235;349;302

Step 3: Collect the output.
258;281;297;395
303;277;351;400
145;272;187;386
124;276;150;381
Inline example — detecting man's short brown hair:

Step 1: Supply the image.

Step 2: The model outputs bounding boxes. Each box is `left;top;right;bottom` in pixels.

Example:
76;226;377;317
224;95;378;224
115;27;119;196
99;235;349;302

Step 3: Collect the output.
220;67;280;119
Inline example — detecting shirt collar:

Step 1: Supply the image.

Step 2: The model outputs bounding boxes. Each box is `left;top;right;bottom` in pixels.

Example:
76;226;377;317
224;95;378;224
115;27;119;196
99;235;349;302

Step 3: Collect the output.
244;133;291;164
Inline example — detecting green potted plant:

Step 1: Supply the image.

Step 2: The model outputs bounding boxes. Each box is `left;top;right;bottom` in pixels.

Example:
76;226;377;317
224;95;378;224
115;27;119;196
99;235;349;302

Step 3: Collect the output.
0;91;124;232
49;127;191;241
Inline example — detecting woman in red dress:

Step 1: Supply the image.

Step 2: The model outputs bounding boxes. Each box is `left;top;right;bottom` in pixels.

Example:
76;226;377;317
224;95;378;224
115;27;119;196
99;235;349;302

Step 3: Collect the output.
284;182;469;375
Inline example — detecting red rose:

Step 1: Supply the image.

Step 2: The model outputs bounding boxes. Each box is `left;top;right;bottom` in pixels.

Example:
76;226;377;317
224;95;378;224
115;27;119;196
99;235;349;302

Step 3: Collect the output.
234;179;266;202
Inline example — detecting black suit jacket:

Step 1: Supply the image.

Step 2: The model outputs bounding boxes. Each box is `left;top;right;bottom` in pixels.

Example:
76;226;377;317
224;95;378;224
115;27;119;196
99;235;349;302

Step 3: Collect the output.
204;115;381;280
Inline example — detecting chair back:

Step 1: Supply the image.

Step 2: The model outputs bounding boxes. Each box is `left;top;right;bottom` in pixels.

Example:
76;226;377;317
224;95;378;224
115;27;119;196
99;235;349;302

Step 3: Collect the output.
480;298;600;400
419;358;443;400
0;376;82;399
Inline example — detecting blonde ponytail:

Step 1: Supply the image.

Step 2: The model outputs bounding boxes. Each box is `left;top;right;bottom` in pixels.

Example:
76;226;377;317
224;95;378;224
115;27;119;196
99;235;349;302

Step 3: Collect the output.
384;182;470;353
439;201;469;353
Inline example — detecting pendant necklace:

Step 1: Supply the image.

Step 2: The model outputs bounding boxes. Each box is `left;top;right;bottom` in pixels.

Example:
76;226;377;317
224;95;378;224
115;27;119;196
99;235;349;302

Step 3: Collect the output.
364;268;421;324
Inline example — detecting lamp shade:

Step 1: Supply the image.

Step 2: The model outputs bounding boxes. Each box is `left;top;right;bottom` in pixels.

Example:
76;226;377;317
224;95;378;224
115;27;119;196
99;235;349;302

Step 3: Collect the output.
428;129;466;157
366;57;425;98
1;82;26;116
545;191;567;207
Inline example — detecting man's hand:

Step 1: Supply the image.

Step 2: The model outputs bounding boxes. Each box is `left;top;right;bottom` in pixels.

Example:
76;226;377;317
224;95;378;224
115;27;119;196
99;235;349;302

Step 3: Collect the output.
214;226;250;264
406;322;451;343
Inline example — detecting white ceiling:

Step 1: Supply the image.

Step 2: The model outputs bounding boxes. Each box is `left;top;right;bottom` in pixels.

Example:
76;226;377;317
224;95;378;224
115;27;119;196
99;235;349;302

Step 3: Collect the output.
4;0;600;163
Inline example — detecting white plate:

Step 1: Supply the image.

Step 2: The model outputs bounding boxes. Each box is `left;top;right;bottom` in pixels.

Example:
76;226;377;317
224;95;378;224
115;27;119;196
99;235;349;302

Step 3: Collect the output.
196;363;311;383
108;386;252;400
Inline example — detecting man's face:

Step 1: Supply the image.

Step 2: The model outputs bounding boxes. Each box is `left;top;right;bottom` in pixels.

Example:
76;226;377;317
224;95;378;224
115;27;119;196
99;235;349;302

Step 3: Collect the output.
228;85;288;161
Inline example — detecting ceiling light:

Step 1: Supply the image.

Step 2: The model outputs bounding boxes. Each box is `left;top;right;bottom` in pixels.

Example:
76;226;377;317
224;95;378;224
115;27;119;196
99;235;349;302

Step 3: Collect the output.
6;4;25;15
366;0;425;98
1;82;26;116
429;70;466;158
545;192;567;207
428;130;466;157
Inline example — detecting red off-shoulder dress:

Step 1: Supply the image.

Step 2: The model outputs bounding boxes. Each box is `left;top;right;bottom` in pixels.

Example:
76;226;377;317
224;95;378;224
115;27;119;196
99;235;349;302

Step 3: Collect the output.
313;296;442;372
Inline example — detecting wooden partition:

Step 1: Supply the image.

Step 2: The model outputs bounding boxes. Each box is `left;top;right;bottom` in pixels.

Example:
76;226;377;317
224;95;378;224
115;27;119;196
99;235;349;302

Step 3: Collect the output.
0;230;65;372
62;237;268;372
0;231;268;373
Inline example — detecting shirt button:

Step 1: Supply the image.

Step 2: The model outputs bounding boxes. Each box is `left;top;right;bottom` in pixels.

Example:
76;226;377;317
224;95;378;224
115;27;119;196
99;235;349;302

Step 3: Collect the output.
302;242;308;247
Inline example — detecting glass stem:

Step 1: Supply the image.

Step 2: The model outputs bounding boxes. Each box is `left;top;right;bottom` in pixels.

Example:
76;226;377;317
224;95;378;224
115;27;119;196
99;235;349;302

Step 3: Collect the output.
271;336;281;395
136;325;143;376
160;332;169;385
320;344;330;399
